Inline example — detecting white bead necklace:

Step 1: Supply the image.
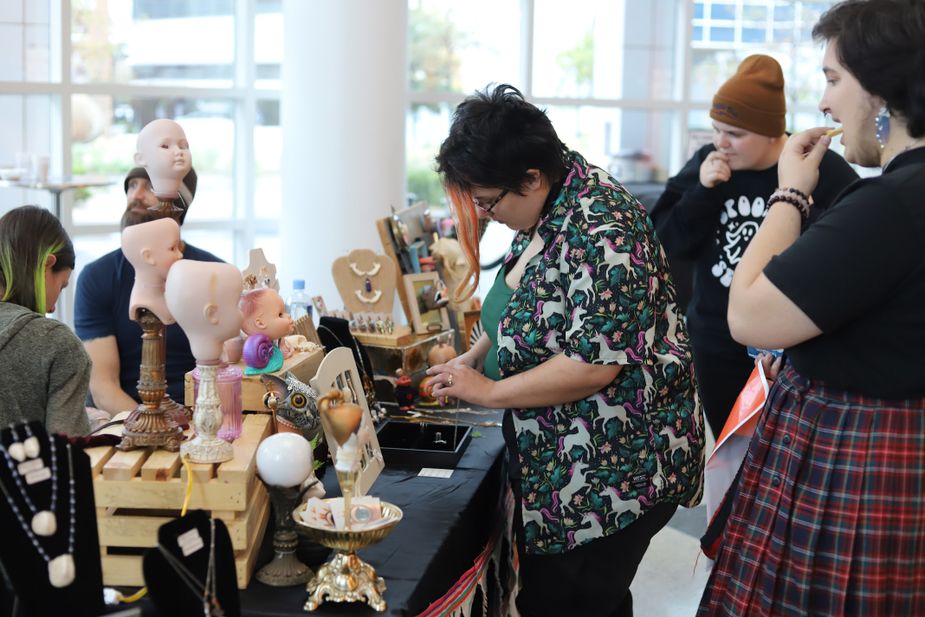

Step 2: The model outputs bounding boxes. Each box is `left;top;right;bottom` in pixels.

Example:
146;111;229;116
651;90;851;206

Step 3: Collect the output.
0;433;77;588
1;424;58;536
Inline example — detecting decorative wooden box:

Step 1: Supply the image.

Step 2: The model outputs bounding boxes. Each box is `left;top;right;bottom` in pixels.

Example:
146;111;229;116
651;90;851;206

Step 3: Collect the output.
88;414;272;589
183;348;324;413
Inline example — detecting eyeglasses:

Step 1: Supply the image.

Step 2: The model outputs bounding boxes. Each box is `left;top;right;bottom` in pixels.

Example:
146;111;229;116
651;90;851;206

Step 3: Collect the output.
472;189;508;214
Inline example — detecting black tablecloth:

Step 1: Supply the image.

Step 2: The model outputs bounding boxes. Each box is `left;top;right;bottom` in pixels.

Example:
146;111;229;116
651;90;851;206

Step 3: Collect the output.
241;426;507;616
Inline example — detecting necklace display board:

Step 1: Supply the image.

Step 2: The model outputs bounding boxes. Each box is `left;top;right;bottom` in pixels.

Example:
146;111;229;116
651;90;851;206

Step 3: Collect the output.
87;414;272;588
331;249;397;316
143;509;240;617
0;422;105;616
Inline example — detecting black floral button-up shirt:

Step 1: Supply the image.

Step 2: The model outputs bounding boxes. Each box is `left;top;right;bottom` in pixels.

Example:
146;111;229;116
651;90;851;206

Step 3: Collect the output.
498;151;704;555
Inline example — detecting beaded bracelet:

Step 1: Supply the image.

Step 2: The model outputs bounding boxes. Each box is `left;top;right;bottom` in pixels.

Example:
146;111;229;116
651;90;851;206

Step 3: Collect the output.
780;186;810;202
768;190;810;220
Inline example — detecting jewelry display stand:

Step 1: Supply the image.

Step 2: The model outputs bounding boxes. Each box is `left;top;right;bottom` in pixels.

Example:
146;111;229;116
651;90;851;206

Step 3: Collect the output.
119;308;185;451
143;509;240;617
295;388;400;612
295;499;402;612
0;422;105;616
255;484;313;587
331;249;397;317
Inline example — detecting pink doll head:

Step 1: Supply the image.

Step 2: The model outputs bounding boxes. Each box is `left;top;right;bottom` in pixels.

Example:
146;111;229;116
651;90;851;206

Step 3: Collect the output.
134;119;193;200
239;288;294;341
121;217;183;323
164;260;244;364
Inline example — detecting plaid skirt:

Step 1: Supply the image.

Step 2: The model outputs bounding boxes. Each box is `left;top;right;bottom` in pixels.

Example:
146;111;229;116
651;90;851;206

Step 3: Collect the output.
698;363;925;616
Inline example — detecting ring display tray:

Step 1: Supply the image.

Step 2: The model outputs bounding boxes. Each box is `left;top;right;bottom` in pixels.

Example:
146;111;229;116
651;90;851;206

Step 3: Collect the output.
375;419;472;468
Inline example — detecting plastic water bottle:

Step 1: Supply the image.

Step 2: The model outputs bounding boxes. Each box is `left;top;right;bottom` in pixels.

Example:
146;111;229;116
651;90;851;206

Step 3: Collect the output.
288;279;312;322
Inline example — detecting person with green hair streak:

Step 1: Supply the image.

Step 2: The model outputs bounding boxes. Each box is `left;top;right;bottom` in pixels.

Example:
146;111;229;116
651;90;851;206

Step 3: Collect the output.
0;205;90;435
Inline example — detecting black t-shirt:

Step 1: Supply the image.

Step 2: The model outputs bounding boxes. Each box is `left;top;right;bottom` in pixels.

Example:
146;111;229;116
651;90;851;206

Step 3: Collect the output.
75;243;224;404
764;147;925;398
650;143;858;358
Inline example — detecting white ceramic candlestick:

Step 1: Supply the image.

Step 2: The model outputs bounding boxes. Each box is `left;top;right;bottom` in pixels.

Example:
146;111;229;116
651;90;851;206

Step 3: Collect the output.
181;364;233;463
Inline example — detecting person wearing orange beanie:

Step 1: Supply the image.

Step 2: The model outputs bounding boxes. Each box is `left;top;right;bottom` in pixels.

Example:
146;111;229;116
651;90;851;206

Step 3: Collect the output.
650;54;858;436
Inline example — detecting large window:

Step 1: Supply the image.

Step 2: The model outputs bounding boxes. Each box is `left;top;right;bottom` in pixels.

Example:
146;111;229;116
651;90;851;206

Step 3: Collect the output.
407;0;837;199
407;0;839;294
1;1;842;321
0;0;281;324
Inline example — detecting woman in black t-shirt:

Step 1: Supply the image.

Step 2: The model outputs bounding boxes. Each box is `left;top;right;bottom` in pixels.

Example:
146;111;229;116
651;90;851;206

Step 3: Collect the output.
699;1;925;615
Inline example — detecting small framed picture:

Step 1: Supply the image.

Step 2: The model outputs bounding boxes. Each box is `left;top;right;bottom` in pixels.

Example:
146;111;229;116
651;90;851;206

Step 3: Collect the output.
403;272;450;334
311;295;328;318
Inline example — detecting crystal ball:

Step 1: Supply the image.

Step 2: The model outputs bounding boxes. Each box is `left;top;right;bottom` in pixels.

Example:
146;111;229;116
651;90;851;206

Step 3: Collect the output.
255;432;314;488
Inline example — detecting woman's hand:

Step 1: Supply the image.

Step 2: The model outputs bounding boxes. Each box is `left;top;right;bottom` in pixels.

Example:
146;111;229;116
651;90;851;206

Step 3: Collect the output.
699;151;731;188
777;128;831;197
446;349;478;370
427;363;496;407
757;352;783;384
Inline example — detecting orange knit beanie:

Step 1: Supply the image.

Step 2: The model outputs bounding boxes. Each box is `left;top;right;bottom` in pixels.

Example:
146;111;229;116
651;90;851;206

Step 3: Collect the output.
710;54;786;137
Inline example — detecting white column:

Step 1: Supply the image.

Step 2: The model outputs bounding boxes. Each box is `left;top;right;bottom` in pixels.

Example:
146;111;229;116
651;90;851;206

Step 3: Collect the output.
280;0;407;309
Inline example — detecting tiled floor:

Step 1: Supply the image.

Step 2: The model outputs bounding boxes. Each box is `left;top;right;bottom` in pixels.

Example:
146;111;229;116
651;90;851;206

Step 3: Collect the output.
630;504;711;616
629;426;716;616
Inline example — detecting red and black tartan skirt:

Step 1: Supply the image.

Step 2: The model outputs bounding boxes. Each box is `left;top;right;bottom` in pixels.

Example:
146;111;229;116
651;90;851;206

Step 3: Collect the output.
698;363;925;616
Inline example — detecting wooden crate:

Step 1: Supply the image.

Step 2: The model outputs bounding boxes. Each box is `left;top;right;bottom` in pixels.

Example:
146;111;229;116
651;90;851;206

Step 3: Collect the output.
88;414;273;589
184;347;324;412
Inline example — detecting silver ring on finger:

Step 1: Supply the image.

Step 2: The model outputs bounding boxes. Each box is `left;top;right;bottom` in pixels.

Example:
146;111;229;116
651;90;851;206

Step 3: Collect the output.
447;374;454;387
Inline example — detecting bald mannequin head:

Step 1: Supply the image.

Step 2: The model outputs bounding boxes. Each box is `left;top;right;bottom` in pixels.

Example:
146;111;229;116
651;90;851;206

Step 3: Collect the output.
121;217;183;323
134;119;193;200
165;260;244;364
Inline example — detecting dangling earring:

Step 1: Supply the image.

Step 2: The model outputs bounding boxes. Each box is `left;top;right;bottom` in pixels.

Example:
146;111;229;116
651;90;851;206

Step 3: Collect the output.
874;105;891;149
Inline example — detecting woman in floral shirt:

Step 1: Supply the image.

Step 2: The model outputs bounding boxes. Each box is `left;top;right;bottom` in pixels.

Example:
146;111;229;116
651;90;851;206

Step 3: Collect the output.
430;84;704;617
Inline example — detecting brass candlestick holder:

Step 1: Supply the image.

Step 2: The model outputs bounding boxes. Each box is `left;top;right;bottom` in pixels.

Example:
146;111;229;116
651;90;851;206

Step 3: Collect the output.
293;495;402;612
119;308;184;451
150;198;185;219
256;484;313;587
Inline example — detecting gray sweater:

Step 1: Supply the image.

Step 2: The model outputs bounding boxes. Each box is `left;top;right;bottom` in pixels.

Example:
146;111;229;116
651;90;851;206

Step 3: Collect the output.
0;302;91;435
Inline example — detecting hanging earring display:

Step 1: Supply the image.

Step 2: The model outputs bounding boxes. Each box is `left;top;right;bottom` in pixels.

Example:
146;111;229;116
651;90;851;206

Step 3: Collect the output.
875;105;891;149
0;435;77;587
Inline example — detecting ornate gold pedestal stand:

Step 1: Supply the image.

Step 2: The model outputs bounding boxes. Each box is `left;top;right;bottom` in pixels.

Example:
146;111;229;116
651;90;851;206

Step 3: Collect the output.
293;500;402;613
119;309;184;451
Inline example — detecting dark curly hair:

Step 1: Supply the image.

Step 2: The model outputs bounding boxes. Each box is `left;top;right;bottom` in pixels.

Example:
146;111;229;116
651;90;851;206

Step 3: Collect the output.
436;84;570;193
813;0;925;137
435;84;570;299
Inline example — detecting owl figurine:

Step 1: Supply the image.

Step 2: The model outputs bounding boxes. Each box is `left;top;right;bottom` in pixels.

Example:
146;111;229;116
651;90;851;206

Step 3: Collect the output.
260;372;322;441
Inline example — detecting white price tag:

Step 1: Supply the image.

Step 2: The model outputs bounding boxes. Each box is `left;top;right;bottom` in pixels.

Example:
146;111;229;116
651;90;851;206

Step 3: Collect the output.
418;467;454;479
177;528;204;556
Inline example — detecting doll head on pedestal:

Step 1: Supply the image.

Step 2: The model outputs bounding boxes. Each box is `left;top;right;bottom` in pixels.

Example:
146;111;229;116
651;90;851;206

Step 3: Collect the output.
164;260;244;364
240;288;294;342
121;217;183;323
134;119;193;201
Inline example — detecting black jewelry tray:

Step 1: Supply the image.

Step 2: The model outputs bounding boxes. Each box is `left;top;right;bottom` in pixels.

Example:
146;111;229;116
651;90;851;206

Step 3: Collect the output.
375;419;472;469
